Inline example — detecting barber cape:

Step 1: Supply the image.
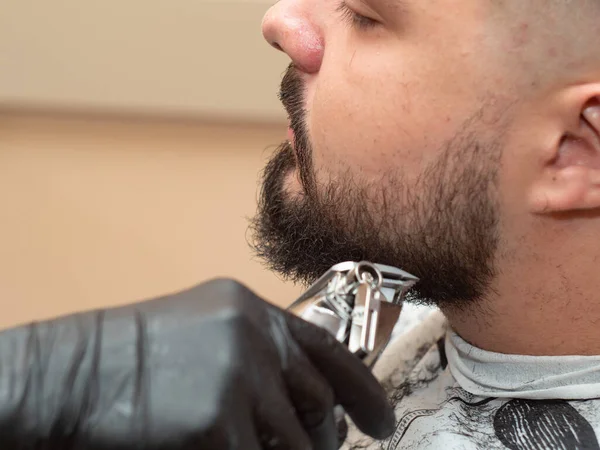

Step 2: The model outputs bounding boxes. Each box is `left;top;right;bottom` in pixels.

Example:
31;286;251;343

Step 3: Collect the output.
343;304;600;450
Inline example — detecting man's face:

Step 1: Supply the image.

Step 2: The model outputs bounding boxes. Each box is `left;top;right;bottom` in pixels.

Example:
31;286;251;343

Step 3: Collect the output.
253;0;521;307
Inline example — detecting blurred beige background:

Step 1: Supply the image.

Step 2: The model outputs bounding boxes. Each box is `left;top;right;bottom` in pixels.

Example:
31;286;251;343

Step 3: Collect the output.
0;0;303;329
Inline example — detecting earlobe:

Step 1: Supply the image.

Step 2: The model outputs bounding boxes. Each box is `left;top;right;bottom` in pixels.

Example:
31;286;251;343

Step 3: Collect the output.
529;95;600;215
530;165;600;213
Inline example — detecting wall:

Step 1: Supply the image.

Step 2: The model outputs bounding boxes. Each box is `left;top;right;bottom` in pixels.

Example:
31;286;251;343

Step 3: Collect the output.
0;111;303;329
0;0;304;329
0;0;288;122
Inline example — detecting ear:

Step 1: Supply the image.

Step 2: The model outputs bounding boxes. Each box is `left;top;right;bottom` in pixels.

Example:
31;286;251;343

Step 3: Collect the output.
529;86;600;214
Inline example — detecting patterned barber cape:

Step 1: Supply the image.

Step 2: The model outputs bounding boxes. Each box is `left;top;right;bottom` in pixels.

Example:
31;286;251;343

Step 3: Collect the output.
343;305;600;450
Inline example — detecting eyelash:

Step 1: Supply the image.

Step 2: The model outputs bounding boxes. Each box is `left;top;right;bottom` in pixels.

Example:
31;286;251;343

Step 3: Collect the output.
336;1;379;30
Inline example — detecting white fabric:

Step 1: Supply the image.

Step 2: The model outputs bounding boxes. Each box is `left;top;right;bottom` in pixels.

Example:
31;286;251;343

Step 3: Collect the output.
446;331;600;400
342;306;600;450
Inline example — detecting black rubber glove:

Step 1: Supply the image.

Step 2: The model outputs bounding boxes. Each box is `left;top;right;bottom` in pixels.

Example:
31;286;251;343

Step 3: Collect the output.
0;279;395;449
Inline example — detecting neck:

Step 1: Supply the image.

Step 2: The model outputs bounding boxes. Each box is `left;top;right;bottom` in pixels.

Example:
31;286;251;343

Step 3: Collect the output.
442;249;600;356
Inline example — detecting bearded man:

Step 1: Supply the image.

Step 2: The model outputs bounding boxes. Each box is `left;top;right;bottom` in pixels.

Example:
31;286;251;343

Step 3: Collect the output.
0;1;598;449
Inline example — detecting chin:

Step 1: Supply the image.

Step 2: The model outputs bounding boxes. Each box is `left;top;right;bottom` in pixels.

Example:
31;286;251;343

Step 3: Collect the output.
282;167;305;198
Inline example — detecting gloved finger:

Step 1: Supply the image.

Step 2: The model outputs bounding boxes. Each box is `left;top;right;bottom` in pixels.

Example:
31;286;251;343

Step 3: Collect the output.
232;411;264;450
284;311;395;440
282;349;339;450
334;406;349;445
199;401;263;450
264;308;339;449
252;378;316;450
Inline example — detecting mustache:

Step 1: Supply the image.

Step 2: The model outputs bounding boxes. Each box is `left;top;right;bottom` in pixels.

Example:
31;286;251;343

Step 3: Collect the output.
278;64;305;126
278;64;316;195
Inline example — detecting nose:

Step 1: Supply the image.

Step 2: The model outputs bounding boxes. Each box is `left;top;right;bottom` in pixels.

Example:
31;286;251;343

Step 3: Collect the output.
261;1;324;74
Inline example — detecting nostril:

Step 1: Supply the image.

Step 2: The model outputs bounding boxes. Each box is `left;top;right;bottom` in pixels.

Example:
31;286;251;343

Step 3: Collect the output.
271;41;283;51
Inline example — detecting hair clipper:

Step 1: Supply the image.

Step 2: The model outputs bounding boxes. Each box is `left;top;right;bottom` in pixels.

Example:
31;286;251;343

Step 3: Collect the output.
288;261;419;368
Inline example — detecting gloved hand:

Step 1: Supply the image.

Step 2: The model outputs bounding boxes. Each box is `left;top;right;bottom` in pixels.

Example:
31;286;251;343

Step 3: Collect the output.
0;279;395;449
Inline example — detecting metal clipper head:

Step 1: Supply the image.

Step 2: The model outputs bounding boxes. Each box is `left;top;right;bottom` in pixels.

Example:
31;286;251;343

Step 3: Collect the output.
288;261;419;368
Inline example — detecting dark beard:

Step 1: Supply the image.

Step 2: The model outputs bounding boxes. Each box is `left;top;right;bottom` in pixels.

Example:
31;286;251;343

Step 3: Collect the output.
249;67;503;309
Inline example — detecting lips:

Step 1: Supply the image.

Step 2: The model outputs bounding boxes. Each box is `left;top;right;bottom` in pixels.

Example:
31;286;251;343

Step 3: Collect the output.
287;126;295;146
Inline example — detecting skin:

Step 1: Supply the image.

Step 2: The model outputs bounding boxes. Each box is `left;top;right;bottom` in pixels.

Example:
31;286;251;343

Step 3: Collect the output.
259;0;600;356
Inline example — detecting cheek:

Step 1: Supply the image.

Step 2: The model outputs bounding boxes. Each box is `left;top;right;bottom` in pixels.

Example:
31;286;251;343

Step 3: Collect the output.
303;44;481;186
307;74;421;181
305;68;447;185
